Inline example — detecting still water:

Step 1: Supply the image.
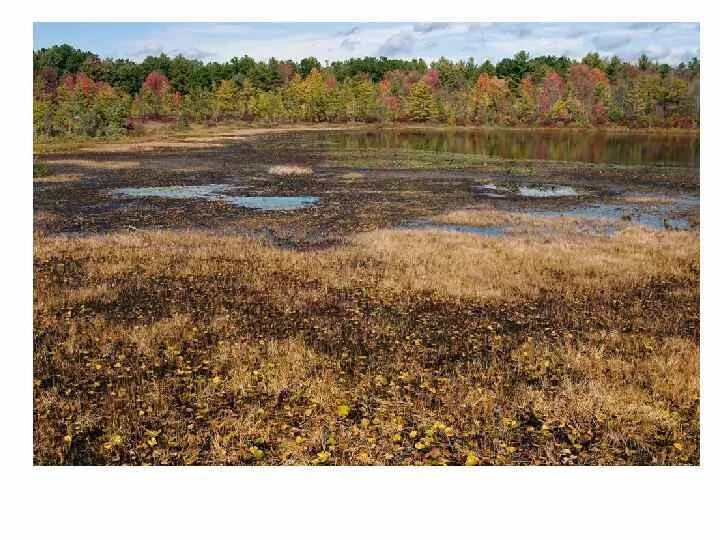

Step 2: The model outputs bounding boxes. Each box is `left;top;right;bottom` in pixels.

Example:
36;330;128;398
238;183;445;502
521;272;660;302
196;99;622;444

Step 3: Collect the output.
313;129;699;167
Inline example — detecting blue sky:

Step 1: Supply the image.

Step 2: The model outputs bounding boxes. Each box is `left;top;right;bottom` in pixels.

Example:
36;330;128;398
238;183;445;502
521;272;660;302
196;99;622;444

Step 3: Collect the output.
33;22;700;65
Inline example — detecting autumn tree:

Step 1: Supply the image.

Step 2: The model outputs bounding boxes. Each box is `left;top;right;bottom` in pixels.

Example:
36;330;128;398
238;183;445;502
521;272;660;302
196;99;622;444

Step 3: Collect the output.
567;64;609;125
470;74;512;125
407;81;437;122
515;75;536;124
213;80;241;119
138;71;172;119
250;91;286;125
536;71;565;124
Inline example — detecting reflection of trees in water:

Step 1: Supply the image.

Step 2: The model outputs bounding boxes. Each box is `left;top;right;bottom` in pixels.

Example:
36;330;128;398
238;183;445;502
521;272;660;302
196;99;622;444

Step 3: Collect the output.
322;130;698;166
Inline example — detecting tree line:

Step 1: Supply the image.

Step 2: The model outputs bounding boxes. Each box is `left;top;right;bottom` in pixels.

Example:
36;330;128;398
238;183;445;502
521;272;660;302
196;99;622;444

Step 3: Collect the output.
33;44;700;138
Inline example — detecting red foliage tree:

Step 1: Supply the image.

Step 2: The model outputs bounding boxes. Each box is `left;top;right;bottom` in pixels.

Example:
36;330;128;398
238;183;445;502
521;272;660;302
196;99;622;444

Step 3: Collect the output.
537;71;565;121
568;64;609;122
142;71;171;98
422;68;441;89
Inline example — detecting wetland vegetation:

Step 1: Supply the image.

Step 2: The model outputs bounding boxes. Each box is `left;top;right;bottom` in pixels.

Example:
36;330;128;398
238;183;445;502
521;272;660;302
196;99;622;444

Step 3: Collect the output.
33;125;699;465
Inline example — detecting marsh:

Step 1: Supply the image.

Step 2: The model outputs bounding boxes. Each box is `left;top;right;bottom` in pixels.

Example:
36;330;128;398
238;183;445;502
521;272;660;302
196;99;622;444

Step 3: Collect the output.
33;127;699;465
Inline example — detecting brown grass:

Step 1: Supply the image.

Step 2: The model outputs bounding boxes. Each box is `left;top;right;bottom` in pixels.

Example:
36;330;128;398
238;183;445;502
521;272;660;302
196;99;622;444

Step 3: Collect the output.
33;173;83;183
44;158;140;170
33;215;699;465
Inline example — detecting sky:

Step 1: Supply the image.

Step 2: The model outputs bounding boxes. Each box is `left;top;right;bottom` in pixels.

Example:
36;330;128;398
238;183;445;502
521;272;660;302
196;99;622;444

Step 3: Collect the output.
33;22;700;65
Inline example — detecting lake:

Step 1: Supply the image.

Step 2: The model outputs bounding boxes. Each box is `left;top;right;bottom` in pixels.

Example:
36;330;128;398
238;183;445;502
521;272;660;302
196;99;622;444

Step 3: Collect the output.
309;128;699;168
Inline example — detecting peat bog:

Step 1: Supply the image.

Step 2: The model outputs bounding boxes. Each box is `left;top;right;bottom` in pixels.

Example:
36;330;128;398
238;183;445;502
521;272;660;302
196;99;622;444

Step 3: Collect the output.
34;127;700;465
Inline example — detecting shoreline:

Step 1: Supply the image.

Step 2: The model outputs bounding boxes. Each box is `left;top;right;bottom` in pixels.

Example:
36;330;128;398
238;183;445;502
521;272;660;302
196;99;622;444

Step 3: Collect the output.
33;121;699;156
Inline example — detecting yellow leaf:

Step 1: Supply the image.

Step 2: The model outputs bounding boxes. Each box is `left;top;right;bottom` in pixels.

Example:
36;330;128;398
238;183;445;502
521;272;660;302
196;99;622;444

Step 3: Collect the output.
311;451;330;465
337;404;351;418
63;434;72;444
465;452;480;466
249;446;265;460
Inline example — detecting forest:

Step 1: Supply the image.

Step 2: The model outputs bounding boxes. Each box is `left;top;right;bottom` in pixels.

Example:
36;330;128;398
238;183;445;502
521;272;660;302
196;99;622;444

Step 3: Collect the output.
33;44;700;139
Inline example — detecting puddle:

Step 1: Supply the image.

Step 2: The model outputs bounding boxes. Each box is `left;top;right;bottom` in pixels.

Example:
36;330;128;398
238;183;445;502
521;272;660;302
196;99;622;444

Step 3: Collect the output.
535;202;693;230
475;183;581;198
111;184;319;211
399;221;505;237
223;196;319;211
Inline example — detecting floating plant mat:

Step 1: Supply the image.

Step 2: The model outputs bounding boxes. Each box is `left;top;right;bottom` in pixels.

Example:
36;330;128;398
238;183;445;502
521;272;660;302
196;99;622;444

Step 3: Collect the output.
474;183;583;198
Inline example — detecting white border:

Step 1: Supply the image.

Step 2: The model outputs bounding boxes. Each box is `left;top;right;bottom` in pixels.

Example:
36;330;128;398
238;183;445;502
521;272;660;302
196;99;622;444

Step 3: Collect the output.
3;2;717;538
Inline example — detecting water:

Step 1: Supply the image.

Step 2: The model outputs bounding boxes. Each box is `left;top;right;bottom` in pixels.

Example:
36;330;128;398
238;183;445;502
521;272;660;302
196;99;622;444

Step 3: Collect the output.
111;184;319;211
534;201;695;230
223;196;319;211
310;129;699;167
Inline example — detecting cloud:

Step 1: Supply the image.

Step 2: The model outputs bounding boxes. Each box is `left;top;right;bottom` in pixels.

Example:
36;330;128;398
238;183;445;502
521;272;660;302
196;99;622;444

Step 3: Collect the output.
336;26;360;37
132;45;164;58
490;22;534;38
628;22;669;32
413;22;450;34
592;35;632;51
171;47;214;60
566;28;591;39
340;38;359;51
131;44;214;61
37;22;700;66
377;32;415;56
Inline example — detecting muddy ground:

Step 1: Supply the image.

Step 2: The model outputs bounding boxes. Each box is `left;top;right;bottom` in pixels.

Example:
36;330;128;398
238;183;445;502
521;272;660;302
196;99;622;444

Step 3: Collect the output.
34;130;699;248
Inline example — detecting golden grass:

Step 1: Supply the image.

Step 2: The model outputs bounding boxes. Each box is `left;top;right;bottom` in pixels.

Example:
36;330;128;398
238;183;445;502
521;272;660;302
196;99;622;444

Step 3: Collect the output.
33;216;699;465
44;158;140;170
80;141;224;152
434;208;609;229
324;226;697;301
620;195;677;205
33;173;83;183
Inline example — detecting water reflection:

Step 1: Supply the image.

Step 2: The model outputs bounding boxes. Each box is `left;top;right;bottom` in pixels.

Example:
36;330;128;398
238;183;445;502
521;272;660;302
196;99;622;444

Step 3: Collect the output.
316;129;699;167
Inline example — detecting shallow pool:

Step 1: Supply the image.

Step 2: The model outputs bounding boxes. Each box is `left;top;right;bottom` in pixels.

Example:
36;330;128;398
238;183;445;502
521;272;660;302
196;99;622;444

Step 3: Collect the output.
111;184;319;211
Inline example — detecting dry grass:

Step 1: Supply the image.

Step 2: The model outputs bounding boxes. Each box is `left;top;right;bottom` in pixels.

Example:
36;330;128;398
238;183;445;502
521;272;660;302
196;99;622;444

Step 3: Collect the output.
80;141;224;152
433;208;611;230
620;195;677;205
268;164;314;177
44;158;140;170
33;173;83;183
33;215;699;465
324;226;697;301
